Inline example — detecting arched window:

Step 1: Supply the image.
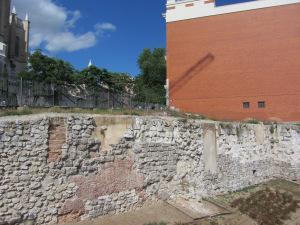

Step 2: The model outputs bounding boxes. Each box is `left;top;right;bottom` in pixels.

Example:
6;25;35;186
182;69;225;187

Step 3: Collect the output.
15;36;20;57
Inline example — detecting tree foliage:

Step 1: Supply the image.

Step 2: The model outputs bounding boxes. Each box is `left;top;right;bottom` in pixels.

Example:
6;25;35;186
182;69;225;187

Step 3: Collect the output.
19;50;133;94
19;50;75;84
77;66;112;89
134;48;166;104
18;49;166;105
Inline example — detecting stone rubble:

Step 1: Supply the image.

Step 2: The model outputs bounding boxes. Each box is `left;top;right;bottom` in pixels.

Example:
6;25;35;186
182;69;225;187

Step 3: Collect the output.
0;115;298;224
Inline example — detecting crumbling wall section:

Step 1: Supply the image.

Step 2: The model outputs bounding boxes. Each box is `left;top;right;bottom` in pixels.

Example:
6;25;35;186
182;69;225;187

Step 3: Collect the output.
0;114;299;225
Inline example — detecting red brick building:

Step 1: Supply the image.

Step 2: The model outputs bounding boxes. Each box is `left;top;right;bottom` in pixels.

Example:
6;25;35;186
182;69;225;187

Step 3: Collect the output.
165;0;300;121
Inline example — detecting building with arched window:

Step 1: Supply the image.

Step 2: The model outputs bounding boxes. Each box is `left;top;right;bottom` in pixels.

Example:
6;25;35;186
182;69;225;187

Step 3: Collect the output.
0;0;30;77
165;0;300;121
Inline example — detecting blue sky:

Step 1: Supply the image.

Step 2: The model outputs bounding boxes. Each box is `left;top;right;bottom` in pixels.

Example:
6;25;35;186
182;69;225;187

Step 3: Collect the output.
57;0;167;76
13;0;167;76
12;0;251;76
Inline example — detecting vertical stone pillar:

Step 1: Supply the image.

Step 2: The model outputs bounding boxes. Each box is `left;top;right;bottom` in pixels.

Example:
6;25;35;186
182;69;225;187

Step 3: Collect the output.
203;124;218;173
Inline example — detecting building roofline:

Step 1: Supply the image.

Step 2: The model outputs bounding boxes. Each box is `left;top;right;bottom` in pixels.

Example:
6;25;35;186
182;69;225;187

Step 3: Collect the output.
165;0;300;23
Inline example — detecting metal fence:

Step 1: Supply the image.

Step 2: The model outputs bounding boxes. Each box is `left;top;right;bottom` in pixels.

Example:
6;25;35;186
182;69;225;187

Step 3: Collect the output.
0;76;166;110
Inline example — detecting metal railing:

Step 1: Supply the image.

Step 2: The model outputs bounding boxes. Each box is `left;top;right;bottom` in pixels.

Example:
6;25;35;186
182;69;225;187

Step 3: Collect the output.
0;76;166;110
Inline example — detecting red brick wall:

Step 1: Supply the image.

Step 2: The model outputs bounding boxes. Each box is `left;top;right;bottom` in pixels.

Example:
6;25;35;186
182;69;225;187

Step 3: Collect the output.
59;159;144;221
48;118;66;163
167;4;300;121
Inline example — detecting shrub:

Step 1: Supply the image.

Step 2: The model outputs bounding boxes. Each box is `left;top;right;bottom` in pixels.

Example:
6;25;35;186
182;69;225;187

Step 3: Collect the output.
245;119;260;124
0;108;33;117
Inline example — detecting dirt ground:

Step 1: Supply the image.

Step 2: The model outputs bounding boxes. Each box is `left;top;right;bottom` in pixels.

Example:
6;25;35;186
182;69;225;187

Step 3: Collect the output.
60;201;193;225
59;179;300;225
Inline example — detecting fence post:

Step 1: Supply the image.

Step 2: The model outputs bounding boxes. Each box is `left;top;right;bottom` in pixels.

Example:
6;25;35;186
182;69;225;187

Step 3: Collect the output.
20;77;23;107
129;93;132;114
94;88;96;109
51;82;55;107
130;94;132;109
5;77;8;105
107;89;110;109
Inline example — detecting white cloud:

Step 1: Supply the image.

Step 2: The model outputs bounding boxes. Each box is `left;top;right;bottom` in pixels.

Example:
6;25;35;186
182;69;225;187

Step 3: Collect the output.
12;0;116;52
66;10;81;28
45;32;96;52
95;23;117;34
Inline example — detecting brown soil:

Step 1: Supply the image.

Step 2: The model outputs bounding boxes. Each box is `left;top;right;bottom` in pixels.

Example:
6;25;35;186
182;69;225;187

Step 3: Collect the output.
59;201;193;225
59;180;300;225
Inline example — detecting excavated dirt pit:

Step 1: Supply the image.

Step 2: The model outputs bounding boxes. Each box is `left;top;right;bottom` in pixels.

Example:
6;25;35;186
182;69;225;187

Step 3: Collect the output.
59;179;300;225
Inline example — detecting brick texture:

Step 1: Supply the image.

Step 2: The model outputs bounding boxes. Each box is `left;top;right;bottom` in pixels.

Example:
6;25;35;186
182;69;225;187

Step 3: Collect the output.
48;118;66;163
167;4;300;121
60;159;144;217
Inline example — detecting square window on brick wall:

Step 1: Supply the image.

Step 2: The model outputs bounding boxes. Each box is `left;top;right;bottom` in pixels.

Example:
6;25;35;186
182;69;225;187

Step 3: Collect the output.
243;102;250;109
258;101;266;108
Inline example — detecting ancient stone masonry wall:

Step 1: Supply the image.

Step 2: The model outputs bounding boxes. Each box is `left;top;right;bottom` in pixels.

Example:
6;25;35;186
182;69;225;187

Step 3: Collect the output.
0;114;299;225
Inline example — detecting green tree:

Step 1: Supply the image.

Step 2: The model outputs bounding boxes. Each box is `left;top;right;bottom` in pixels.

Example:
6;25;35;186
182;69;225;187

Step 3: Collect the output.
134;48;166;104
77;65;116;90
19;50;76;85
19;50;134;95
110;72;133;93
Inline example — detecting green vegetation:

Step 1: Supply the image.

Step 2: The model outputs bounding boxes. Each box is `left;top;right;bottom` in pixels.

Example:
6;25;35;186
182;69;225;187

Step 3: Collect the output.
231;188;300;225
0;108;33;117
245;118;260;124
0;107;216;121
134;48;166;104
18;50;133;94
18;49;166;105
19;50;76;85
0;107;149;117
270;124;277;134
1;106;193;118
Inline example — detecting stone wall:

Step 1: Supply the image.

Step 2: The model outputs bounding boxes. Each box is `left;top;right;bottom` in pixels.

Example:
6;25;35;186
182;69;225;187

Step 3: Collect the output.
0;114;299;224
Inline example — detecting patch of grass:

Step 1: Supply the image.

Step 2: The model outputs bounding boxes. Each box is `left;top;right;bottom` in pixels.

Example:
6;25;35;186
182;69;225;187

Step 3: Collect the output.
166;110;210;121
167;109;186;118
245;118;260;124
231;188;300;225
220;123;235;130
270;125;275;134
0;108;33;117
186;113;207;120
0;107;162;117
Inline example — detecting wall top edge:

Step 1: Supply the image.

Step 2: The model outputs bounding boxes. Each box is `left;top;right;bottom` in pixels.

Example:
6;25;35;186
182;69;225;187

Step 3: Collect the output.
167;0;199;6
165;0;300;23
0;112;299;126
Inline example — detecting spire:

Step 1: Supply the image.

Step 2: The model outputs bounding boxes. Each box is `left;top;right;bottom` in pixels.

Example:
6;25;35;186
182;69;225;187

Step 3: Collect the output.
12;5;16;14
25;13;29;21
88;59;93;67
